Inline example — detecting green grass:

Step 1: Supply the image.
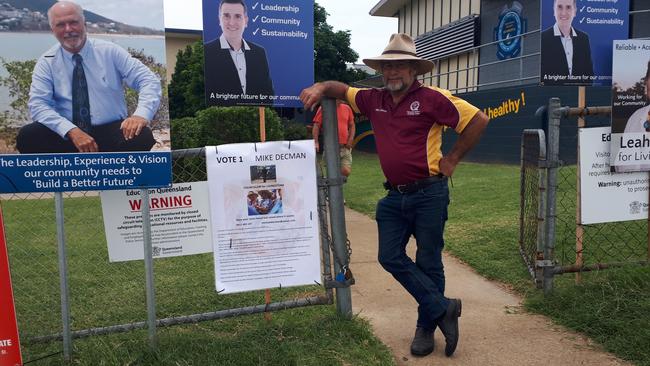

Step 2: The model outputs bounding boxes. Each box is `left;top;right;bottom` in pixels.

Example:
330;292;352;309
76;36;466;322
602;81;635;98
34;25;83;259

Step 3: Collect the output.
527;267;650;366
344;151;650;366
39;306;390;366
1;194;394;366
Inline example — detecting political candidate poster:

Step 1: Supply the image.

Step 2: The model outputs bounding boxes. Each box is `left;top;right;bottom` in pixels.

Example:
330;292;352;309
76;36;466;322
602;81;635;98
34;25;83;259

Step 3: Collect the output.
609;40;650;173
206;140;320;294
540;0;629;86
0;0;170;154
202;0;314;107
0;0;172;192
580;127;648;224
100;182;213;262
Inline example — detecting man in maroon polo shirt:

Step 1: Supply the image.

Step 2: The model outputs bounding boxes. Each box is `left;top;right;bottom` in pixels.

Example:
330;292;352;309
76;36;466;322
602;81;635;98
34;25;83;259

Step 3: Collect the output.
300;33;489;358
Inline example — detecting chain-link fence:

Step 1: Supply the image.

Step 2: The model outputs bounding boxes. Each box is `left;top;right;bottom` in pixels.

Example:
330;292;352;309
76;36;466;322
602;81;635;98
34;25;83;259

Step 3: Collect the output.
554;166;649;268
1;143;351;364
519;129;547;287
520;98;650;294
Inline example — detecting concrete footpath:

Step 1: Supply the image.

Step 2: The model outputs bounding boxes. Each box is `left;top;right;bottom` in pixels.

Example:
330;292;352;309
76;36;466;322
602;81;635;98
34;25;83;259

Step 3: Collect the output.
344;208;630;366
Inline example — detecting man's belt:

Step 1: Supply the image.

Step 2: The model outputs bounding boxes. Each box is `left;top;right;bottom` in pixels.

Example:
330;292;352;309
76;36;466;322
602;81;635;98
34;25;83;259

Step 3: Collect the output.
383;174;447;194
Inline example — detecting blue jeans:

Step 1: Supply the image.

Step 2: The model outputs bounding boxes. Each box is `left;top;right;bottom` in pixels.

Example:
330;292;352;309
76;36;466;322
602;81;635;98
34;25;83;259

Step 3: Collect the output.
376;180;450;331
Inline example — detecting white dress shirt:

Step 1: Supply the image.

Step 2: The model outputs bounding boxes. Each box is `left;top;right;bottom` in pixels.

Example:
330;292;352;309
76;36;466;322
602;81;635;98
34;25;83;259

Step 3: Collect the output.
553;23;577;76
220;34;250;95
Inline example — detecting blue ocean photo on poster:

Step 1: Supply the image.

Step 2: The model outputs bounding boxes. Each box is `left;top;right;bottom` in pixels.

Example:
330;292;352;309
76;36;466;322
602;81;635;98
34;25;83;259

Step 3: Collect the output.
539;0;629;86
202;0;314;108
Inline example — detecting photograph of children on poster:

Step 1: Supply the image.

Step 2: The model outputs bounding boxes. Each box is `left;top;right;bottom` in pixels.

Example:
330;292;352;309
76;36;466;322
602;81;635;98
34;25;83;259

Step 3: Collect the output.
609;40;650;172
206;140;320;294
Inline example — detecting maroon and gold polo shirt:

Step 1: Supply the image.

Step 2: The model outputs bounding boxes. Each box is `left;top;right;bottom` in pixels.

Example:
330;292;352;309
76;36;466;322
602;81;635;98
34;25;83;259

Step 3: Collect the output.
346;81;479;185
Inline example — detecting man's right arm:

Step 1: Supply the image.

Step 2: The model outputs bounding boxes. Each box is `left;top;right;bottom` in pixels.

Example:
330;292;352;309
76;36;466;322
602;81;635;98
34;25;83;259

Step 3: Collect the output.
300;81;349;111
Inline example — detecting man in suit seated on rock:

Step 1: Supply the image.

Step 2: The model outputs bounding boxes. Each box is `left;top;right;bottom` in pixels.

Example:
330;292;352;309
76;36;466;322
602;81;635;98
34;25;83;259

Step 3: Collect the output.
17;1;161;153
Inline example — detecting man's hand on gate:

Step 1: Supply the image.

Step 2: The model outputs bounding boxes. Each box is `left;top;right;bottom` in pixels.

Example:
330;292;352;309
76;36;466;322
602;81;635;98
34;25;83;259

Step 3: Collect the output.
300;81;350;111
300;83;325;111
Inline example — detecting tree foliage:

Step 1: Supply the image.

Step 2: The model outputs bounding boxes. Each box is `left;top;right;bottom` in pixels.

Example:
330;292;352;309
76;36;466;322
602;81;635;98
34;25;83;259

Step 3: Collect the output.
0;58;35;125
171;106;284;150
171;106;292;181
168;41;207;119
313;3;369;83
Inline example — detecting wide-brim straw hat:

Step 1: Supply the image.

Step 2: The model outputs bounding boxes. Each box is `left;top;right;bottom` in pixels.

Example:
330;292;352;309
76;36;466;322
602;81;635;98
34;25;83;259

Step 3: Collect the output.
363;33;434;76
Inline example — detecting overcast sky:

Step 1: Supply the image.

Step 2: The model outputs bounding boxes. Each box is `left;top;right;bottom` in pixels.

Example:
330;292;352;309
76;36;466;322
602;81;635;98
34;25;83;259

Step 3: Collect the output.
162;0;398;63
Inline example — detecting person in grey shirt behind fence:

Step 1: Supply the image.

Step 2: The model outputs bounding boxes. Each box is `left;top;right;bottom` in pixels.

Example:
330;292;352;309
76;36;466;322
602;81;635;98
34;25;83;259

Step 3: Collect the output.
16;1;161;154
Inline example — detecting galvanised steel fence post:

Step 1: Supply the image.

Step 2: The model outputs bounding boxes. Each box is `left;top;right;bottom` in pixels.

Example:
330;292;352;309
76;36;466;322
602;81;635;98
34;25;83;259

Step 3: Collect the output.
536;131;548;289
321;97;352;318
54;192;72;362
543;97;562;295
141;188;157;349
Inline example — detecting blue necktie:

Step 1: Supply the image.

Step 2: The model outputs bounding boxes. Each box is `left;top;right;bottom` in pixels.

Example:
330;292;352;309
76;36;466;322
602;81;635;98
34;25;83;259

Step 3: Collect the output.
72;54;91;132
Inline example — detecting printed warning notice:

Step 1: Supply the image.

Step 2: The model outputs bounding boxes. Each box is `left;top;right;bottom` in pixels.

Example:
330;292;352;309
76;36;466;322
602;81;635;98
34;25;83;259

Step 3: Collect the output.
101;182;212;262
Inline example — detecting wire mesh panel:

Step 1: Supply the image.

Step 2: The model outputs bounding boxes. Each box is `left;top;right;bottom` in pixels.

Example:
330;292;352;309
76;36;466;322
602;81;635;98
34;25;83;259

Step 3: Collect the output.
0;148;335;364
554;165;648;267
1;192;64;361
541;101;649;293
520;129;547;284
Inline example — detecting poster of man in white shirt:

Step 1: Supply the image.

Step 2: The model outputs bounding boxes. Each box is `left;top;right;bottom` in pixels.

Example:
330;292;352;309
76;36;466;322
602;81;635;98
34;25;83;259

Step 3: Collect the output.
610;40;650;173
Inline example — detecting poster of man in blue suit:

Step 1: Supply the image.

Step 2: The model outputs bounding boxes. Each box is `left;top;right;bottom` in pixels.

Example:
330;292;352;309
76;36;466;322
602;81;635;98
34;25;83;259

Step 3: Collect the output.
540;0;628;87
202;0;313;107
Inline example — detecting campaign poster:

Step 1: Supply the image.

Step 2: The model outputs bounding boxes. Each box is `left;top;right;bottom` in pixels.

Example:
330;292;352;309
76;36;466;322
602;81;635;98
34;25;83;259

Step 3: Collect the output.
205;140;320;294
202;0;314;107
609;40;650;172
0;209;22;366
580;127;648;224
539;0;629;86
0;0;170;154
100;182;213;262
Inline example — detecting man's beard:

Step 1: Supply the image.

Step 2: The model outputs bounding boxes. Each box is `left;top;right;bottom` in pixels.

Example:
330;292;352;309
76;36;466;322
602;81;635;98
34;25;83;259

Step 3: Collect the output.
385;79;407;92
63;32;84;50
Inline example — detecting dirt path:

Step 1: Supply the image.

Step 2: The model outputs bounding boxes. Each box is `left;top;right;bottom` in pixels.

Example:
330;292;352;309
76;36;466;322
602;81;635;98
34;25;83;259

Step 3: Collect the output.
345;208;630;366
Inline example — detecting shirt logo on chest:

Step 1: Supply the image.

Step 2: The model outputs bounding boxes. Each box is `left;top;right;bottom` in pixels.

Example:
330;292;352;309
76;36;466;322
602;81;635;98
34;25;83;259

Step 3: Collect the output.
407;101;421;116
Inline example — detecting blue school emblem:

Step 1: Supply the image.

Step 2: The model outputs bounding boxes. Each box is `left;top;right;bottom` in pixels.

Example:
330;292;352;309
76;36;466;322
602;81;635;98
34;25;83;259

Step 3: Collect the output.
494;1;527;60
